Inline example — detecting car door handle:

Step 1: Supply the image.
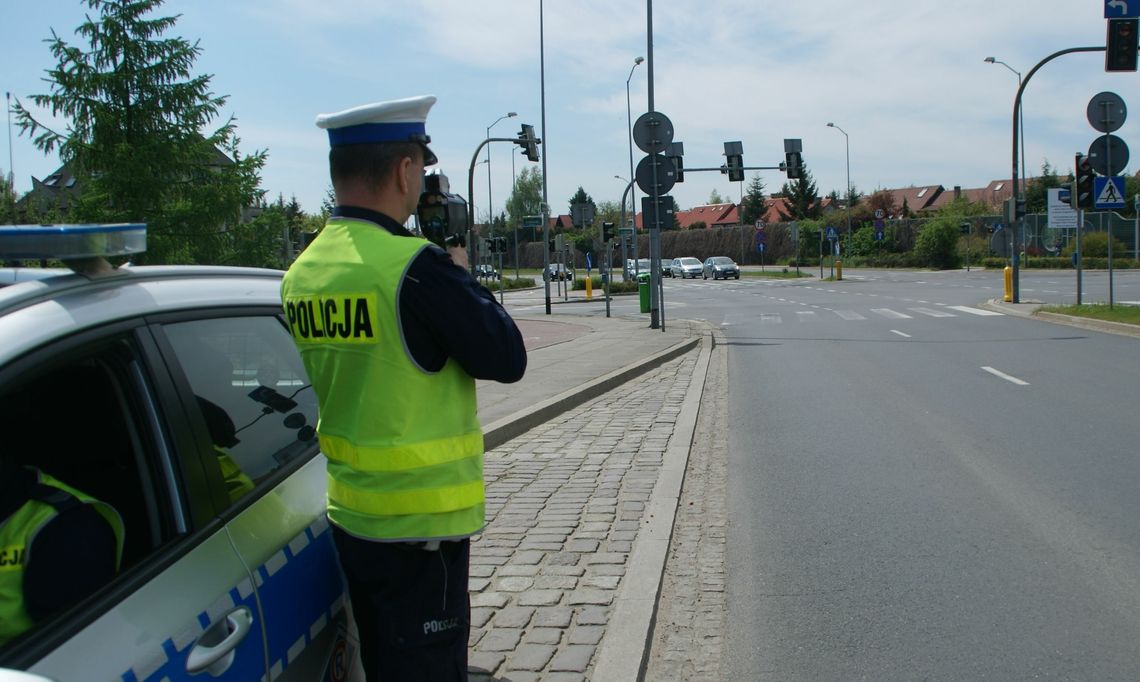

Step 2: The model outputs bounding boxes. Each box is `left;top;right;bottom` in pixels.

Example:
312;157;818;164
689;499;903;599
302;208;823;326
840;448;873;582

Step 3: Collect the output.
185;606;255;676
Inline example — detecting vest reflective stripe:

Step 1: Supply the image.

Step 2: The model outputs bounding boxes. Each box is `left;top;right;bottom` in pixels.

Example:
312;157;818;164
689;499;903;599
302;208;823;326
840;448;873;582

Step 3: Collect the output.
0;471;124;645
327;472;484;517
319;430;483;472
282;218;484;540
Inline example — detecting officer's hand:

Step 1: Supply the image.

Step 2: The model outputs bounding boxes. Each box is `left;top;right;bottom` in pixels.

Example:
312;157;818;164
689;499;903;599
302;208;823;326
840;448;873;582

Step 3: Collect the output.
448;246;469;269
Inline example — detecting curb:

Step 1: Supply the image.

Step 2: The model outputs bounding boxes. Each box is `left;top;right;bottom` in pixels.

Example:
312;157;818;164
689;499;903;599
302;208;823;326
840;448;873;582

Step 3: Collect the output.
591;334;713;682
481;335;702;452
980;299;1140;339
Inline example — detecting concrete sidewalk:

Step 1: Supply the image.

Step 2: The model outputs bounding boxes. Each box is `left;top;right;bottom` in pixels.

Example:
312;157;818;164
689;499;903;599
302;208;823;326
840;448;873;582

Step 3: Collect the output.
468;299;713;681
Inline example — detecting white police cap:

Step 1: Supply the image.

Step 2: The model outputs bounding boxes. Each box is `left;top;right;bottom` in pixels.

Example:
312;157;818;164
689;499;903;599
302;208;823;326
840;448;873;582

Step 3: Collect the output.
315;95;438;165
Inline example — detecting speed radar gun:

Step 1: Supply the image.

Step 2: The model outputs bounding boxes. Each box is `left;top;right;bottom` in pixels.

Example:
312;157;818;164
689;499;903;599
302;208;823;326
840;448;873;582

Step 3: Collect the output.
416;172;468;249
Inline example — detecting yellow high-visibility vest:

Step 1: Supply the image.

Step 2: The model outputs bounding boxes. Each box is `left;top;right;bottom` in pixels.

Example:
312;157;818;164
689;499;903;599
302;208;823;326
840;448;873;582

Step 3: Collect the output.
282;218;484;541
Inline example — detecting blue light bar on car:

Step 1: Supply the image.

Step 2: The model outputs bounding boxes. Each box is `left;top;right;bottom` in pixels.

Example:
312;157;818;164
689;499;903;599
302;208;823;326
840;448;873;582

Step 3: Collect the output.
0;223;146;260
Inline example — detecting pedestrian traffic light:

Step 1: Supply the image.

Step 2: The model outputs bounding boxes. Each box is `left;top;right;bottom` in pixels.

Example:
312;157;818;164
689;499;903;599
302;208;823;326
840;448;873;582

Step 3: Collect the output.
548;239;556;253
1075;153;1095;210
516;124;540;162
667;142;685;183
1106;18;1139;72
601;221;615;243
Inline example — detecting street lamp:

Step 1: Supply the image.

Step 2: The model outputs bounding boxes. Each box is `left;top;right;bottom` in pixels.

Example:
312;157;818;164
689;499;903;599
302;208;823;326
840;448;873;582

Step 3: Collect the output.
984;57;1026;193
486;111;517;238
626;56;645;266
826;122;851;257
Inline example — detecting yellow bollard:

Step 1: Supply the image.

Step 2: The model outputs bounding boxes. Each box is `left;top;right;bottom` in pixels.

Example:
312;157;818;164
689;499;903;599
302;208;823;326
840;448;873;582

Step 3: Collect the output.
1003;265;1013;302
585;276;593;300
836;260;843;281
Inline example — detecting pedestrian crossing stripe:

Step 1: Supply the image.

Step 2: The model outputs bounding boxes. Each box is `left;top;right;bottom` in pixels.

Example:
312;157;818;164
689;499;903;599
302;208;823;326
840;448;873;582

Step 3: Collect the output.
747;306;1004;323
909;307;955;318
947;305;1004;316
871;308;912;319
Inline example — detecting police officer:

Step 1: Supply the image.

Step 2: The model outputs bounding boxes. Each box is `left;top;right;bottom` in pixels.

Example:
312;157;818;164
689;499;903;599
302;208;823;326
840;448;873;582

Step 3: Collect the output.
0;459;123;647
281;95;526;680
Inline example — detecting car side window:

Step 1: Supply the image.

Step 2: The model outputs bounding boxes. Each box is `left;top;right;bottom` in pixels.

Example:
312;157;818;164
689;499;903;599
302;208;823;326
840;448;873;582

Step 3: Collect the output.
0;336;182;653
160;316;319;508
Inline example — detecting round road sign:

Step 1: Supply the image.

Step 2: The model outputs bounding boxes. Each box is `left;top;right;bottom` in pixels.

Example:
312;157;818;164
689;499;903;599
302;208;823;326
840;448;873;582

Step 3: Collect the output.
635;153;676;195
632;112;674;155
1088;134;1130;176
1087;92;1127;134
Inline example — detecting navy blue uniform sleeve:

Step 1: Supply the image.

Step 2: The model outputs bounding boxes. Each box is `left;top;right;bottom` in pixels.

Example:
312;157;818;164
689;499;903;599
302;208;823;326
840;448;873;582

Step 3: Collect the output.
399;245;527;382
24;505;117;621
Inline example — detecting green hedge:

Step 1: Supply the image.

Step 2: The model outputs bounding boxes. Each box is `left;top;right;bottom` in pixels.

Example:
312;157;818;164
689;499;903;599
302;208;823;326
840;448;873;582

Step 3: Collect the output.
573;276;639;293
479;276;537;292
980;257;1139;269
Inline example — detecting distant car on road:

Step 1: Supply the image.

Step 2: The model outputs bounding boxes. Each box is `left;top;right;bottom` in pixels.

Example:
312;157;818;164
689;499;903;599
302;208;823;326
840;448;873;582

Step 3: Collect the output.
667;257;703;279
475;264;500;280
703;256;740;280
546;263;574;281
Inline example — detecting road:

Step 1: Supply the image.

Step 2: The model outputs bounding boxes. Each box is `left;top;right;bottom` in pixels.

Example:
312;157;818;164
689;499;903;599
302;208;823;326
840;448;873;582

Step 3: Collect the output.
647;268;1140;680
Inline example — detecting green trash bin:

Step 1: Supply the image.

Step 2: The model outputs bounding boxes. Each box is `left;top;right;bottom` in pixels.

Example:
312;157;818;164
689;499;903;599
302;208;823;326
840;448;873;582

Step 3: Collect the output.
638;272;650;313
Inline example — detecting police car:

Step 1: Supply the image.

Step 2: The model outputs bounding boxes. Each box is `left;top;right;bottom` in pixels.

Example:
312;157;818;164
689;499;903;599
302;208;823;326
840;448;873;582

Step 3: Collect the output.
0;225;358;681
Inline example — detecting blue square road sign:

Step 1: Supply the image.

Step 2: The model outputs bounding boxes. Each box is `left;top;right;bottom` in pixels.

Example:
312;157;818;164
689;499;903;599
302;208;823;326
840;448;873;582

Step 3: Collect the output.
1094;176;1126;209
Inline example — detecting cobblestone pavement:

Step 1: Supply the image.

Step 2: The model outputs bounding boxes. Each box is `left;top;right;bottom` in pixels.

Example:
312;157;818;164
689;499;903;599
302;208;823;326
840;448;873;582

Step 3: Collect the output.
644;333;728;680
467;349;700;681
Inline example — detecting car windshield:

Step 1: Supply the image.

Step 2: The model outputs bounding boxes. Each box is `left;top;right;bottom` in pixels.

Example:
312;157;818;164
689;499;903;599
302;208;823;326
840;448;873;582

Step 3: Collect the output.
681;258;700;265
712;257;734;265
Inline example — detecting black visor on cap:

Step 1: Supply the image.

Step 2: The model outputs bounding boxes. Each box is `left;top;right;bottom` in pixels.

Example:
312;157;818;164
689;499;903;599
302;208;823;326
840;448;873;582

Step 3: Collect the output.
410;133;437;166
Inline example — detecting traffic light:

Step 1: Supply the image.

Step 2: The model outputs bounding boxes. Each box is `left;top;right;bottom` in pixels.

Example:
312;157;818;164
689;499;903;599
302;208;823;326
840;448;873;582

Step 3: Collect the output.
601;221;615;243
548;239;556;253
1075;153;1095;210
516;124;540;162
667;142;685;183
722;141;743;182
784;152;802;179
1106;18;1139;72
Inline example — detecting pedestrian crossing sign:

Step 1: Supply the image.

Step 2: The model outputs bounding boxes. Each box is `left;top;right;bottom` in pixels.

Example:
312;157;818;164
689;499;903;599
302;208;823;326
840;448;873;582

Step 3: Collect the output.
1094;176;1126;209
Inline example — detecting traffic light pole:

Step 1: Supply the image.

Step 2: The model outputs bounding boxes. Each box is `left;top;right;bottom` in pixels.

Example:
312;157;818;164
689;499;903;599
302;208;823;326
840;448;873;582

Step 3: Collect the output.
1010;45;1104;303
468;137;539;277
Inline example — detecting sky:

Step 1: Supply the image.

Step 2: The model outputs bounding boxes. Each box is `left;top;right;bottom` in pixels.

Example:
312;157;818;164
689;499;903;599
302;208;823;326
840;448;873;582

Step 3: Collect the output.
3;0;1139;223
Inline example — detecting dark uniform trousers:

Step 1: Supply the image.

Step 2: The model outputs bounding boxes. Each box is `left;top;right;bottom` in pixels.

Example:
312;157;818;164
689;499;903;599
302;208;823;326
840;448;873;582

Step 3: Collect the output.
332;526;470;681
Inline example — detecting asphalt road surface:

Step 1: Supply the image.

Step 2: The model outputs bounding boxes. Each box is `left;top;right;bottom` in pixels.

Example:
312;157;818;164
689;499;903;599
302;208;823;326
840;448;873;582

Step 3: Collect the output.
649;268;1140;680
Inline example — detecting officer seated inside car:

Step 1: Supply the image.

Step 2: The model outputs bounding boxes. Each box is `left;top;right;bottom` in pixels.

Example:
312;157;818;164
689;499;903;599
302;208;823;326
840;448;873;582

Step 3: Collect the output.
0;452;122;647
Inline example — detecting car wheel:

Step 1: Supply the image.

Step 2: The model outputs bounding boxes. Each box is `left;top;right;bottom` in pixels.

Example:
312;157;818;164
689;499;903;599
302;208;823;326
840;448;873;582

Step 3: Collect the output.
703;273;707;280
735;274;740;279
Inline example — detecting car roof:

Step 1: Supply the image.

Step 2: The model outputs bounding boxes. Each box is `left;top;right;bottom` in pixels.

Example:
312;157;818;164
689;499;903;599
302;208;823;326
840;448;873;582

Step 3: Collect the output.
0;264;284;366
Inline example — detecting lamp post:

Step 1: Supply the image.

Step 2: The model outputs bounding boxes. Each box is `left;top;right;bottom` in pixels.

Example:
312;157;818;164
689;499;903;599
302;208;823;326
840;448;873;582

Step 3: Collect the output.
984;57;1026;198
626;56;644;269
485;111;517;243
826;122;851;258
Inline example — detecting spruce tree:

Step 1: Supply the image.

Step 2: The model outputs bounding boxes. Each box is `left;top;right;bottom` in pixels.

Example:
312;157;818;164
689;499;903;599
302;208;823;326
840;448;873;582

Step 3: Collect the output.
740;174;767;225
13;0;266;264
